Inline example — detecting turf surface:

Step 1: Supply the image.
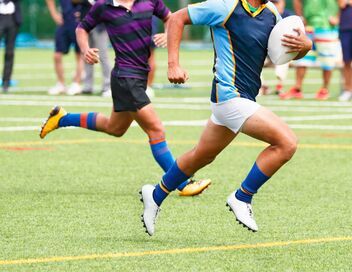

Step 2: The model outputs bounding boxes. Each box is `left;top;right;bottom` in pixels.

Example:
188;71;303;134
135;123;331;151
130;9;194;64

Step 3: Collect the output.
0;49;351;271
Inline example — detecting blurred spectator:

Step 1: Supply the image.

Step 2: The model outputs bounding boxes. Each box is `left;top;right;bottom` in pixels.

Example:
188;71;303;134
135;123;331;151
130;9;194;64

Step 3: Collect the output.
46;0;83;95
280;0;339;100
0;0;21;93
79;0;112;97
146;16;167;98
338;0;352;101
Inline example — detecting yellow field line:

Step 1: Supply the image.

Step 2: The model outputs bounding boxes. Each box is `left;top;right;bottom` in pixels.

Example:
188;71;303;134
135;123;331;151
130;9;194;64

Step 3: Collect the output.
1;138;352;150
1;236;351;266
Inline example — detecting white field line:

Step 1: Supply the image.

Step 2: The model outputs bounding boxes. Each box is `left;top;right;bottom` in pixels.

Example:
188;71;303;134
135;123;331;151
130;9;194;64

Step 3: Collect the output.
2;121;352;132
2;114;352;124
13;60;214;69
0;100;211;110
2;99;352;113
2;95;352;108
282;114;352;121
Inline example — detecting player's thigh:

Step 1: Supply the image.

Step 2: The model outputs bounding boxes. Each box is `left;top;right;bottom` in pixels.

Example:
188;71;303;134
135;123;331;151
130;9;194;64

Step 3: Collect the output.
131;104;163;136
192;120;236;160
241;106;297;146
105;109;134;135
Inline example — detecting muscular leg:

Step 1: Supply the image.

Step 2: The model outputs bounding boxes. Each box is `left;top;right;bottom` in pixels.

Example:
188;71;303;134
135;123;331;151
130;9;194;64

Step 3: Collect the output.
177;120;237;176
95;109;134;137
152;119;236;205
241;107;297;177
132;104;203;191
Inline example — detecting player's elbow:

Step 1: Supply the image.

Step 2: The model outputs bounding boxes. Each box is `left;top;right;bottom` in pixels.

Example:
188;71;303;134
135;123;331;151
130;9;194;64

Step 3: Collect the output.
169;8;192;27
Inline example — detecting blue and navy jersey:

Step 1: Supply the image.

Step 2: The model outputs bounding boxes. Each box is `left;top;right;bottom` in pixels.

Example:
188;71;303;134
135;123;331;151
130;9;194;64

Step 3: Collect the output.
188;0;281;102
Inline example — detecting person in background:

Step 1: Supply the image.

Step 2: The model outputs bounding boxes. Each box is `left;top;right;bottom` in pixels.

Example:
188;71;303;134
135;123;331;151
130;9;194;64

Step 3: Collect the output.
271;0;294;95
0;0;21;93
338;0;352;101
280;0;339;100
79;0;112;97
146;16;167;98
46;0;84;95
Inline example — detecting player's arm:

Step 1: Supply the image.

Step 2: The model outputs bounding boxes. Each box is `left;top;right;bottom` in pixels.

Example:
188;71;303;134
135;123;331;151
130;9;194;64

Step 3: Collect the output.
75;2;102;65
45;0;63;25
167;8;191;84
153;12;172;48
76;28;99;65
281;28;312;60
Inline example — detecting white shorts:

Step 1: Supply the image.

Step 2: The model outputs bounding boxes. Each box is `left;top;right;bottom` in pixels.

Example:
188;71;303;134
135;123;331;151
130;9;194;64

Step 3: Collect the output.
210;97;260;133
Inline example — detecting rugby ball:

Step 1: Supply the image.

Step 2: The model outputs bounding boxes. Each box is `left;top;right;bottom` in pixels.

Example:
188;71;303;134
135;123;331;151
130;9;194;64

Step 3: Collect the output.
268;16;305;65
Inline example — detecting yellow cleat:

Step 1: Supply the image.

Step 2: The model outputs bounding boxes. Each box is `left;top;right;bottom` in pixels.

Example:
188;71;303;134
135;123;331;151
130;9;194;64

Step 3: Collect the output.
178;179;211;197
39;106;67;139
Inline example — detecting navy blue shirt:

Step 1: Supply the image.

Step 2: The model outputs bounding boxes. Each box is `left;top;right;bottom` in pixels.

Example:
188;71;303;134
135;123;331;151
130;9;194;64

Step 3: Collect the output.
59;0;81;25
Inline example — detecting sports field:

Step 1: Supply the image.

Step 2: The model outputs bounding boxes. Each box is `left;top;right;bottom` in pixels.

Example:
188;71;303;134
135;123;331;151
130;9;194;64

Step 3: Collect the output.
0;49;351;271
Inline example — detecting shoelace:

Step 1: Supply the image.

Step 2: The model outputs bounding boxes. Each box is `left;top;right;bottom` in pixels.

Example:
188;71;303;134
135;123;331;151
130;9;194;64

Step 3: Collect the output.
246;204;254;218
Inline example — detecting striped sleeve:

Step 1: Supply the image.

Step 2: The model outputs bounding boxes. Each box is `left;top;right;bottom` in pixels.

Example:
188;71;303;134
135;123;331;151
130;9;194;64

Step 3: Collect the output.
78;1;105;32
153;0;170;20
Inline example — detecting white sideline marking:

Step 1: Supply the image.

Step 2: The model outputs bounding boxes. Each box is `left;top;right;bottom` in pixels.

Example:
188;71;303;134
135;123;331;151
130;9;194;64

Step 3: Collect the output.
1;121;352;132
1;95;352;108
282;114;352;121
2;100;352;113
2;114;352;124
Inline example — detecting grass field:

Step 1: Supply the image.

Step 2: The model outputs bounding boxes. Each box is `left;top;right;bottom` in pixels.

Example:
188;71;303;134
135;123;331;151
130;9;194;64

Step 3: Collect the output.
0;49;352;271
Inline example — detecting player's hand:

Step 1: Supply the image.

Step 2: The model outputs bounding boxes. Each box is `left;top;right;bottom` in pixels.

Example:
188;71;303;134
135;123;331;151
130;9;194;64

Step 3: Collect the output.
53;13;64;26
83;48;100;65
168;64;189;84
153;33;167;48
329;16;339;26
281;28;312;54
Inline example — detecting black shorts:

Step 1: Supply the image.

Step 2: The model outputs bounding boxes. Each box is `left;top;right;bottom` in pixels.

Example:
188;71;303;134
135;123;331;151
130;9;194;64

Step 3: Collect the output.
111;76;151;112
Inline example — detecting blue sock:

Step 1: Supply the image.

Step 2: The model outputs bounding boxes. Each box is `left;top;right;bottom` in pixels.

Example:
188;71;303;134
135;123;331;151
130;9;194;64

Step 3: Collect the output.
150;140;189;191
153;162;190;206
59;112;98;130
235;163;270;203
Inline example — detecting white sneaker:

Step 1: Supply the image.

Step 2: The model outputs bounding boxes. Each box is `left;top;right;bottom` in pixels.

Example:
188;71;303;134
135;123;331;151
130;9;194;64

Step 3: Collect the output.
101;89;111;98
338;91;352;102
48;82;66;95
146;86;155;98
140;184;160;236
226;192;258;232
66;82;82;96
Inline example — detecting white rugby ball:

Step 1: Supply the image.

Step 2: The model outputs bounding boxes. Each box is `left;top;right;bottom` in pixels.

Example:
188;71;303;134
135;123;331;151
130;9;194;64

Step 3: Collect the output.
268;15;305;65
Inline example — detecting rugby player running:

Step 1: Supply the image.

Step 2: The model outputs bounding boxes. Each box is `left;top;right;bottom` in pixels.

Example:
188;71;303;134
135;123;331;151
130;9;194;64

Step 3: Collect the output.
141;0;312;235
40;0;211;197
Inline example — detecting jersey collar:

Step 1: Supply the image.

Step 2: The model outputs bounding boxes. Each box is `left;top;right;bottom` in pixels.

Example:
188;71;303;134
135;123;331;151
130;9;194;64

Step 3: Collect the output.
240;0;266;17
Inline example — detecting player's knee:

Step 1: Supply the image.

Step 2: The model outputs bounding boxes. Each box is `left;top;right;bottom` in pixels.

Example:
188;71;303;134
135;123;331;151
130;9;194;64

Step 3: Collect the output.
146;123;165;140
281;134;298;162
109;128;127;137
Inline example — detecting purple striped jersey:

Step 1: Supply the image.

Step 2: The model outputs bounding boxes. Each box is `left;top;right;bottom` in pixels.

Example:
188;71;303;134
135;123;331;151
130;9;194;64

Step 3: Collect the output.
78;0;170;79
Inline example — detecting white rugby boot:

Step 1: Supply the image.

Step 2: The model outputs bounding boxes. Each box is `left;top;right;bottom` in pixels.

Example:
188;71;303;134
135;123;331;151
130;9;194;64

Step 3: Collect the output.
338;91;352;102
48;82;66;95
67;82;82;96
226;192;258;232
140;184;160;236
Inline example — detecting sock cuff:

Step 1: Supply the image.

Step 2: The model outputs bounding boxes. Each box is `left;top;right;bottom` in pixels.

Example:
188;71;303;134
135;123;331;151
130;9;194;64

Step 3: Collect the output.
162;161;190;191
160;180;171;194
149;137;166;145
